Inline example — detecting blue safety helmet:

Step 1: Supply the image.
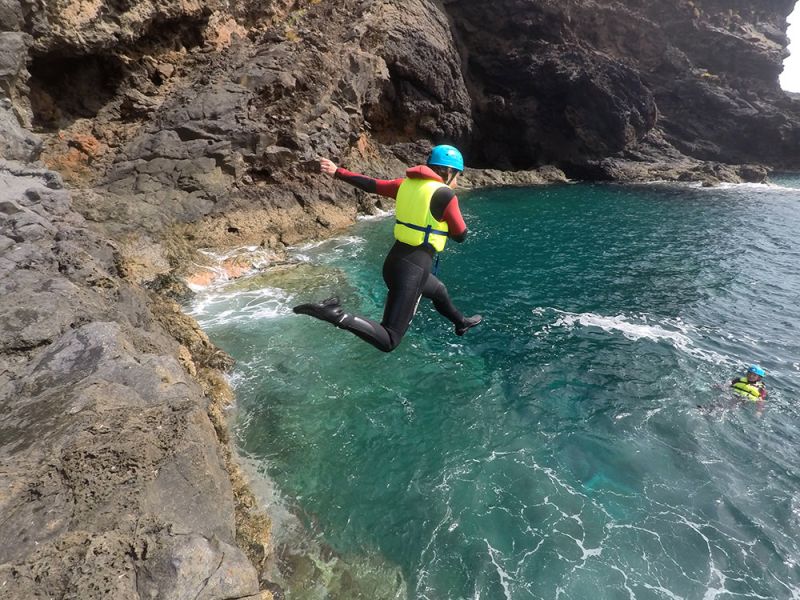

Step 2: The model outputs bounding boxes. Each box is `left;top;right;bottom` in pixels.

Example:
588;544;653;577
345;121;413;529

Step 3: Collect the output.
427;145;464;173
747;365;765;377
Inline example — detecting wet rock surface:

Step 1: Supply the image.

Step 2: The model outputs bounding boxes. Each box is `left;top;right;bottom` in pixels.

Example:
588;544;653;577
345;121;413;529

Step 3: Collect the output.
1;0;799;598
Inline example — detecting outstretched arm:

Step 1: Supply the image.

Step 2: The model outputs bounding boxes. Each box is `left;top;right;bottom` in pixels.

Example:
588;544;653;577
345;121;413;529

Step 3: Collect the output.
320;158;402;199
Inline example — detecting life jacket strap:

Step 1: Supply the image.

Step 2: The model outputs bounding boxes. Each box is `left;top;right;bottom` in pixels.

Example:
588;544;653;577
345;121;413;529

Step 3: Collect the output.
395;220;448;250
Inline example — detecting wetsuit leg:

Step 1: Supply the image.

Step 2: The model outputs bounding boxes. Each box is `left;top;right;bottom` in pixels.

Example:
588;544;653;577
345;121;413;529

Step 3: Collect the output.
294;296;397;351
377;258;428;348
336;313;394;352
422;272;482;335
335;245;429;352
295;242;433;352
421;273;463;325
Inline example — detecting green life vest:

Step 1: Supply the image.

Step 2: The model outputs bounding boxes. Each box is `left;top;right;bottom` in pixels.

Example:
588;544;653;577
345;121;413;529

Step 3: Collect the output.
731;377;765;401
394;179;450;252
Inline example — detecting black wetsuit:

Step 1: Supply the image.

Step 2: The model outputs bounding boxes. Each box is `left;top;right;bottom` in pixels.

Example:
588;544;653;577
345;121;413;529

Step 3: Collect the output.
338;240;468;351
318;165;474;352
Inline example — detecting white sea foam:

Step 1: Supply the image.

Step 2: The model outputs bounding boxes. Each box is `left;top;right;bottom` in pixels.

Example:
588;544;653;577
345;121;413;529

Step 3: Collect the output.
703;181;800;193
290;235;366;262
552;310;693;345
628;179;702;187
357;207;394;221
224;356;272;390
292;235;365;253
187;246;279;291
628;180;800;194
485;540;514;600
188;286;294;327
537;308;731;364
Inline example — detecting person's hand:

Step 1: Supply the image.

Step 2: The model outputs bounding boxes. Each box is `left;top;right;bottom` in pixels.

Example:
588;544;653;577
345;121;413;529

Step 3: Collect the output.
320;158;338;176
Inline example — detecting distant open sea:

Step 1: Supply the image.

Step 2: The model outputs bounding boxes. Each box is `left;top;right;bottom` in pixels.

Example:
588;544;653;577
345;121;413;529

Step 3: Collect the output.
190;176;800;599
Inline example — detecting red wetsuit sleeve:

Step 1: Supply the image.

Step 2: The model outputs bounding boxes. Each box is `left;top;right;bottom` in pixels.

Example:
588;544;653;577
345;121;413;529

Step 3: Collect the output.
430;187;467;242
334;168;403;199
375;178;403;199
441;195;467;241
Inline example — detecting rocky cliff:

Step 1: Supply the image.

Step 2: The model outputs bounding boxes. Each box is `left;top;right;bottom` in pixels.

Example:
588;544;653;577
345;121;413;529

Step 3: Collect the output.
12;0;800;265
446;0;800;171
2;0;799;598
0;160;270;598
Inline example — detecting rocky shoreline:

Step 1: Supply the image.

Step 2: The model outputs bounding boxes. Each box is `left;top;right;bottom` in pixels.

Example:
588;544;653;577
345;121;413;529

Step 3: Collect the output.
3;0;800;597
0;159;271;599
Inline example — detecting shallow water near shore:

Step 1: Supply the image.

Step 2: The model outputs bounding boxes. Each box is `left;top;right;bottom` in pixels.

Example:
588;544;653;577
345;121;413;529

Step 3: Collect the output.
189;177;800;599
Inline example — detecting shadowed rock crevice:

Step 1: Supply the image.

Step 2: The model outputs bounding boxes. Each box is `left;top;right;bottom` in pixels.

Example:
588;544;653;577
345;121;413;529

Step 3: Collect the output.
27;12;209;133
29;54;125;130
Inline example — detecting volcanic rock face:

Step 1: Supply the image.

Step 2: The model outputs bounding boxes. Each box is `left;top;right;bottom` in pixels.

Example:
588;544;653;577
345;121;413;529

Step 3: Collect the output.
0;161;262;599
0;31;40;161
2;0;800;598
616;0;800;168
443;0;800;171
443;1;659;168
368;0;473;142
6;0;797;252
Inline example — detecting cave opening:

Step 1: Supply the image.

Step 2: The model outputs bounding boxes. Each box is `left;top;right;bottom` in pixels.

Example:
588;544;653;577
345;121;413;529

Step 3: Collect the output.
28;53;125;130
780;1;800;92
27;17;208;131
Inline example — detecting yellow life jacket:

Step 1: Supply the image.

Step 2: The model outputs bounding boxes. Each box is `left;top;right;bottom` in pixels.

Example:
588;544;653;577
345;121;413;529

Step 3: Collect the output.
394;178;450;252
731;377;765;401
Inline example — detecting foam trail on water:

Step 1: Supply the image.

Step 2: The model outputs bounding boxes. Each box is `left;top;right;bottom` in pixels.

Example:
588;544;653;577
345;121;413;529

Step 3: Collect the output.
552;310;692;344
628;180;800;194
357;208;394;221
485;540;514;600
537;308;731;365
188;286;294;327
701;181;800;193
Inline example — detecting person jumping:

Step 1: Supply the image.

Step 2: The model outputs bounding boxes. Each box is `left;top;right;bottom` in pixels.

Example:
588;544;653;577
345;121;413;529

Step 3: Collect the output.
293;145;482;352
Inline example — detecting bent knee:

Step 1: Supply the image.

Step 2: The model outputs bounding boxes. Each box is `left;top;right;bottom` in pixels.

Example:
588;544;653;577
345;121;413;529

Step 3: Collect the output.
432;282;449;301
380;328;405;352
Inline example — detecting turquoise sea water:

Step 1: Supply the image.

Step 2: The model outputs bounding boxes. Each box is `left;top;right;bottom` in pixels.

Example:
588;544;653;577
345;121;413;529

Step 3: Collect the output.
190;177;800;599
